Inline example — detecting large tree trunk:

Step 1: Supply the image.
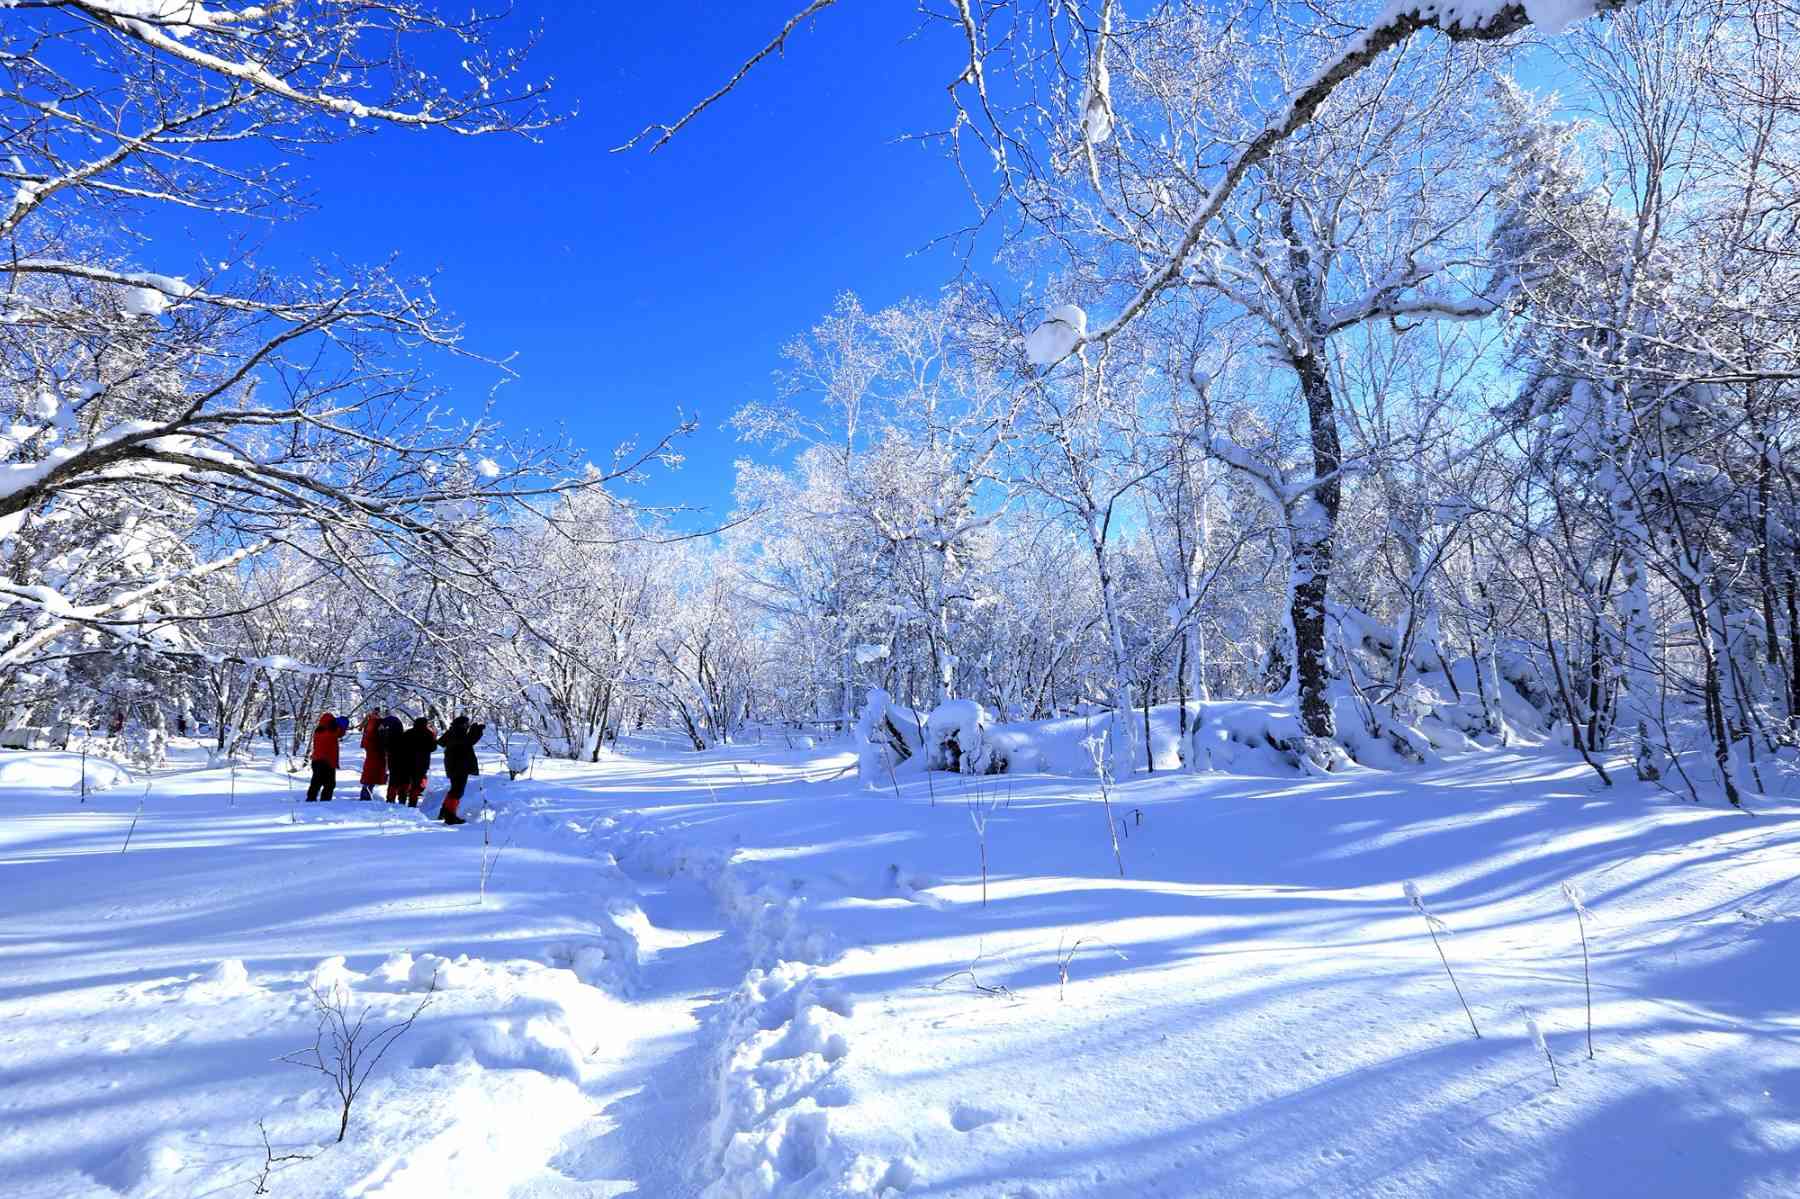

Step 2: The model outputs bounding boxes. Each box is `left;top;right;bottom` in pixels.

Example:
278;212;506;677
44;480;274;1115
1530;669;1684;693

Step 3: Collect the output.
1283;205;1341;742
1288;343;1340;741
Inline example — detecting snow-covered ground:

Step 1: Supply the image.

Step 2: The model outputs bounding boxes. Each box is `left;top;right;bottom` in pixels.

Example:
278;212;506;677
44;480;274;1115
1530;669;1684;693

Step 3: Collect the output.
3;733;1798;1197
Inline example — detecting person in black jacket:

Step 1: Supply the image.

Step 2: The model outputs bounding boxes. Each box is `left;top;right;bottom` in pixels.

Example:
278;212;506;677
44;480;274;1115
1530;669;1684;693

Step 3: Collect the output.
437;714;484;825
394;716;436;808
383;713;413;803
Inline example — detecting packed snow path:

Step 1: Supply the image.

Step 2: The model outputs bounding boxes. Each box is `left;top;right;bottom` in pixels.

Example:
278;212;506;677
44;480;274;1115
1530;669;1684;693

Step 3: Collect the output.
3;732;1800;1197
531;869;745;1197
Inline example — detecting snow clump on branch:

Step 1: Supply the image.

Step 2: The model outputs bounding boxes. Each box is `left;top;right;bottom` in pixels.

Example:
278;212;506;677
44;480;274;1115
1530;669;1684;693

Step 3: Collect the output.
1024;304;1087;366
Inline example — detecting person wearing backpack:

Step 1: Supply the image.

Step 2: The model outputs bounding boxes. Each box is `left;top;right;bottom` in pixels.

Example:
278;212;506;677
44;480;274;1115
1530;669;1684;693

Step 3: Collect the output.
437;714;484;826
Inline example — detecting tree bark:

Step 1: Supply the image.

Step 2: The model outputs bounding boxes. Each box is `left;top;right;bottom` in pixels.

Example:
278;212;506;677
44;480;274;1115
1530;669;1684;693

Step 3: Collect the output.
1283;204;1341;742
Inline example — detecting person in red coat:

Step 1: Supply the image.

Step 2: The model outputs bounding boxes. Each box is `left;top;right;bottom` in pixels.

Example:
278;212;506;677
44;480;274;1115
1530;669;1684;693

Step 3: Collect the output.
357;708;388;801
306;712;349;802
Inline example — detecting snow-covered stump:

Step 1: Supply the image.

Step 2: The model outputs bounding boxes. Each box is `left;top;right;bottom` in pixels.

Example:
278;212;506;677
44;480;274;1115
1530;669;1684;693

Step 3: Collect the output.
855;689;927;794
505;740;533;781
924;700;1006;775
853;690;893;792
1183;698;1352;776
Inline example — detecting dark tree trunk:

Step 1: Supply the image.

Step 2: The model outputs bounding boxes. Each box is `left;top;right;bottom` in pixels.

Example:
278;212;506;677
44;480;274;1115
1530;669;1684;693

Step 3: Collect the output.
1175;634;1189;754
1585;613;1607;753
1751;385;1784;675
1786;572;1800;737
1288;344;1340;741
1282;204;1341;742
1142;685;1154;774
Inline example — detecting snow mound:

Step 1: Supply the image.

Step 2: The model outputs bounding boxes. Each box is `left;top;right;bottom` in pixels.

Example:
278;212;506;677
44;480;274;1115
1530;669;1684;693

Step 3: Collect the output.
91;1133;185;1193
408;951;485;991
546;901;643;996
184;958;256;1000
0;751;131;792
1186;698;1317;775
413;1012;588;1084
307;955;358;995
371;950;417;987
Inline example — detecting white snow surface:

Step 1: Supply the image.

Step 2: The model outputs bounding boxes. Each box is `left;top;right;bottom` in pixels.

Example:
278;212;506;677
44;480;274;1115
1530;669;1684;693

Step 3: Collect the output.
2;729;1798;1197
0;750;132;792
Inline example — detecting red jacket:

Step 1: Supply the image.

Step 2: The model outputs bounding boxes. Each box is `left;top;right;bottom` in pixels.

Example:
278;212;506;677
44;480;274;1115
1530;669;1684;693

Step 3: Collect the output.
310;713;344;767
359;712;388;785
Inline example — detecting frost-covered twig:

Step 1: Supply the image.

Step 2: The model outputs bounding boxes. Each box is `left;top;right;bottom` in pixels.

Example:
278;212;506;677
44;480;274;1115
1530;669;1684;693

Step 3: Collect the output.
1083;731;1126;877
476;777;507;904
120;777;150;853
1404;880;1480;1038
1520;1006;1559;1087
1562;880;1596;1059
253;1119;315;1195
1056;932;1127;1001
280;974;438;1143
479;824;512;907
933;941;1015;999
966;784;1000;908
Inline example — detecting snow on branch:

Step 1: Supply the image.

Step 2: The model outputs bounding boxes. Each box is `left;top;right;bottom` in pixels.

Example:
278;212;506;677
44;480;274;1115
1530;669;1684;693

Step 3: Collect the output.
1056;0;1633;362
55;0;556;138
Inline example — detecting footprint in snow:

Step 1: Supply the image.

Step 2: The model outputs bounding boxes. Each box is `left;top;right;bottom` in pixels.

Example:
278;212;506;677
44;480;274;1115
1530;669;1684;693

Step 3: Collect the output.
947;1102;1004;1132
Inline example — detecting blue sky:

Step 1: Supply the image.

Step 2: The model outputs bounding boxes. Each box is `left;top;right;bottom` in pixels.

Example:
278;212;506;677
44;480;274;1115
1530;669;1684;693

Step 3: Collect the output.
274;2;981;523
195;5;1578;528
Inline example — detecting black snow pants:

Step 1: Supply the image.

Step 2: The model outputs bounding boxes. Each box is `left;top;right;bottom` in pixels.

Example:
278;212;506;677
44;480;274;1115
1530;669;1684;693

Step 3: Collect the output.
306;760;336;802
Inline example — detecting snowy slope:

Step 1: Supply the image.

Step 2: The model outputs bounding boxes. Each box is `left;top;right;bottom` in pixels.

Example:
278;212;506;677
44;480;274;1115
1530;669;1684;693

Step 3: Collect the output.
2;736;1797;1197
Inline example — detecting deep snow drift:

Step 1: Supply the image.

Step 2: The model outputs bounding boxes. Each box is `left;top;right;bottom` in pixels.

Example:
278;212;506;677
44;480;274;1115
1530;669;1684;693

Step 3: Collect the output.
2;732;1797;1197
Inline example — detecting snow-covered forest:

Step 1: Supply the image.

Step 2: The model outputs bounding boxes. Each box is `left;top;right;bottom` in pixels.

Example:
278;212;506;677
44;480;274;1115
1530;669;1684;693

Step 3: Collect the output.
4;0;1800;1196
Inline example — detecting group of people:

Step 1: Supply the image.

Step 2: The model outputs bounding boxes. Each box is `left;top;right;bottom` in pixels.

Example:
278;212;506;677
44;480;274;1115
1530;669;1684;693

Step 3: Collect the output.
305;708;486;826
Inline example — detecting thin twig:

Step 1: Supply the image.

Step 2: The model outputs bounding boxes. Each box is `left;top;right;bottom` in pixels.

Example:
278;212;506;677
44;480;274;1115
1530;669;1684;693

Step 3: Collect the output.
614;0;842;153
